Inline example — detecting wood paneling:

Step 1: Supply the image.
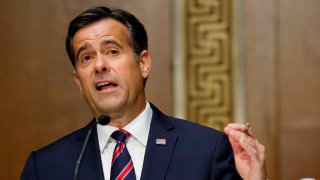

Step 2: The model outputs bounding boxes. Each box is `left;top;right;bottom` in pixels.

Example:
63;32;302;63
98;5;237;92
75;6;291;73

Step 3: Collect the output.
0;1;172;179
279;0;320;179
243;1;278;179
244;0;320;179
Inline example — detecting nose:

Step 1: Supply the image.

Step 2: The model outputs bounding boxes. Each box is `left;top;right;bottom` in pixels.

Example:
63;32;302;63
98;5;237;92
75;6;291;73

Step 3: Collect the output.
94;55;109;74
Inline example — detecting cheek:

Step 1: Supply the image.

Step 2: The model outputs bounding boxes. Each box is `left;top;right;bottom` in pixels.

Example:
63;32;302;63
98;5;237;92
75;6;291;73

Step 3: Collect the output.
77;72;93;92
117;64;144;93
126;66;144;84
116;60;142;78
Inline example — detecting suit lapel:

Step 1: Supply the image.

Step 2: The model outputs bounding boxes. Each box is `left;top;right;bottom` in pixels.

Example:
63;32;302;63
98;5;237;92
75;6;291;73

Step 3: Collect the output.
75;105;177;180
76;120;105;180
140;104;178;180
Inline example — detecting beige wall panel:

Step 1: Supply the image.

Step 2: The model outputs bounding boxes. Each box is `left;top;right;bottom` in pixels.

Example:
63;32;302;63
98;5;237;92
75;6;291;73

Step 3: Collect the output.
244;0;320;179
279;0;320;179
0;1;172;179
243;0;278;179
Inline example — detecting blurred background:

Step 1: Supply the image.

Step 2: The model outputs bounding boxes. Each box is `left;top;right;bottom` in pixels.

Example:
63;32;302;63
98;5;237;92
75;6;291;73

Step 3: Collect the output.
0;0;319;179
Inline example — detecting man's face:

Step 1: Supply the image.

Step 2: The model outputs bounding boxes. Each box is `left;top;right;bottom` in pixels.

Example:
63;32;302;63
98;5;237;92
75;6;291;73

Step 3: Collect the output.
72;18;151;118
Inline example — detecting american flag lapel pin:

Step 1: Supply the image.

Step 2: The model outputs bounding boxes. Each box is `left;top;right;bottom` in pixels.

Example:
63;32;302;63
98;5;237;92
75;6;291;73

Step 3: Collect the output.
156;138;166;145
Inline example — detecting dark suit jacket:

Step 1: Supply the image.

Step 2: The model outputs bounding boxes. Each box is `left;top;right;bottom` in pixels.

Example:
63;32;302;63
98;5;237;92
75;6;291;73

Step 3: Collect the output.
21;104;241;180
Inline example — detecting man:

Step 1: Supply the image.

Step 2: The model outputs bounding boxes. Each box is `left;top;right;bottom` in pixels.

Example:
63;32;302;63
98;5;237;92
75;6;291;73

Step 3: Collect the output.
21;6;266;180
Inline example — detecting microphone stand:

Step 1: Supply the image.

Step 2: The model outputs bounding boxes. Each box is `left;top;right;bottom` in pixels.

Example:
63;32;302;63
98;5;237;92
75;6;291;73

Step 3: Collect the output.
73;115;110;180
73;121;96;180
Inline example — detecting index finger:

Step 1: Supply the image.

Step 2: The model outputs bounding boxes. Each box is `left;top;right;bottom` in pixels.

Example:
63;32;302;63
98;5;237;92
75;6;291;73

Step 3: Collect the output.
225;123;254;137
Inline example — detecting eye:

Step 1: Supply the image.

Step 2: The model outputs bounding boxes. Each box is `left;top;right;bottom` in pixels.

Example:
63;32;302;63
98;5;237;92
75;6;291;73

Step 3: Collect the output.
109;49;119;55
82;55;92;62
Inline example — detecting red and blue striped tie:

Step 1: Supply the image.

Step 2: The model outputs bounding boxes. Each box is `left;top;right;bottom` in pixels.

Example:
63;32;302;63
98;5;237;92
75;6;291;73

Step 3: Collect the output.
110;130;136;180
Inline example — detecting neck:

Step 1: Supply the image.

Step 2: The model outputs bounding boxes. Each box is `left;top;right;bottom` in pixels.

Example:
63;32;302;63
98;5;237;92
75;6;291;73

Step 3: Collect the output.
106;100;147;129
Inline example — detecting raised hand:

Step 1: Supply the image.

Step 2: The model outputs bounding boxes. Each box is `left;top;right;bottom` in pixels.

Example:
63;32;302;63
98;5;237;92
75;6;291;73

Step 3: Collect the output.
224;123;267;180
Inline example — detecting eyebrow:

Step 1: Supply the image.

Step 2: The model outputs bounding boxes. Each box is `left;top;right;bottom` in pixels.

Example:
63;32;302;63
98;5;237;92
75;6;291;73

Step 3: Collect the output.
75;43;92;62
75;39;124;61
100;39;124;49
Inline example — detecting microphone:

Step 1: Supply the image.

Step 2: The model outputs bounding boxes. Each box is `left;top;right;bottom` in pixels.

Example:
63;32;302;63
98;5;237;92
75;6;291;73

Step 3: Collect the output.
73;115;110;180
97;114;111;125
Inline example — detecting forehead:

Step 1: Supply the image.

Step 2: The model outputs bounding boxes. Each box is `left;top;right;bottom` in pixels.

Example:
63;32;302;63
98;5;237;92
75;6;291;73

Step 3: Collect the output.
72;18;130;50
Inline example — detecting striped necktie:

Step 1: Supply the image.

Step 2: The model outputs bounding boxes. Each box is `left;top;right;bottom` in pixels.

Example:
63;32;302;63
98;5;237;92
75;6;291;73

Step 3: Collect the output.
110;130;136;180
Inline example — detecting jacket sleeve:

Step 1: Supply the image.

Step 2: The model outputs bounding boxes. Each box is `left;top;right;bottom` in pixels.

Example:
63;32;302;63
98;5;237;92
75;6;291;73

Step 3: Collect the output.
211;133;242;180
21;152;38;180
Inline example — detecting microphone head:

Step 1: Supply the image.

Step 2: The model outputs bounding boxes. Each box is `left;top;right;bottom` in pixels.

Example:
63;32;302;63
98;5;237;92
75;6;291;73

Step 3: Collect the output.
97;115;110;125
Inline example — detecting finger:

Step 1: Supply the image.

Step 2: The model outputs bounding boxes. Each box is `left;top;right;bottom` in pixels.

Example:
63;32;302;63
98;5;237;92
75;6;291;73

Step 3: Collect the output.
227;134;242;154
226;123;255;137
241;139;260;162
255;140;266;162
225;125;249;143
224;126;246;154
225;127;260;161
224;126;244;154
239;136;265;164
226;123;247;132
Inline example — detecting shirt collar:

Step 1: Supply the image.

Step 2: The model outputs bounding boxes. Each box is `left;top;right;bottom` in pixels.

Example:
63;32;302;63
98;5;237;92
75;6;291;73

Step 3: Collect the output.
97;102;153;153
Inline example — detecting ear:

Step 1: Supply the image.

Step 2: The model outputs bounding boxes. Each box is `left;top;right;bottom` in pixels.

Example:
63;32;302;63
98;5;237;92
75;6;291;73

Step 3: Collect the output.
73;70;83;95
139;50;151;79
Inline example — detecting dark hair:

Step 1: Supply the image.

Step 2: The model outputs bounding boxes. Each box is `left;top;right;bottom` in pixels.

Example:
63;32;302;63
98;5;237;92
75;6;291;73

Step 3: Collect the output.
66;6;148;67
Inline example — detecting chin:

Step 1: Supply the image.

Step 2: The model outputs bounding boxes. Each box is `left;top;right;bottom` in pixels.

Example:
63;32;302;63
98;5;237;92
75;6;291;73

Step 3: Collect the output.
96;100;125;112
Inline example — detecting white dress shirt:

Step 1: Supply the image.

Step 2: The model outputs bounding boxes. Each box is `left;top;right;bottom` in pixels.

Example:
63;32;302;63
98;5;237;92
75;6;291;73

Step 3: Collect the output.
97;102;153;180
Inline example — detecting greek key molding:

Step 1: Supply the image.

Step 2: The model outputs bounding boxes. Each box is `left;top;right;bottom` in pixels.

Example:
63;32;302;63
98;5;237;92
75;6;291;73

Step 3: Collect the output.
185;0;234;130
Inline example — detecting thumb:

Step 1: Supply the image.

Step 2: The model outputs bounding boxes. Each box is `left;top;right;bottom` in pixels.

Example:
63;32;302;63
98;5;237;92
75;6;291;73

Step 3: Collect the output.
224;127;242;154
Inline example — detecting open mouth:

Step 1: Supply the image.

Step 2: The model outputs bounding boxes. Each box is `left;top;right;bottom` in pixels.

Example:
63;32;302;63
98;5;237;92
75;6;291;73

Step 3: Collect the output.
96;82;118;91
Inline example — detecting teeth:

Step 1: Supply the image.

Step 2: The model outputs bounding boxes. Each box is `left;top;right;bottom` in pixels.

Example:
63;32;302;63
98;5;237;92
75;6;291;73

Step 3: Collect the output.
97;82;110;87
